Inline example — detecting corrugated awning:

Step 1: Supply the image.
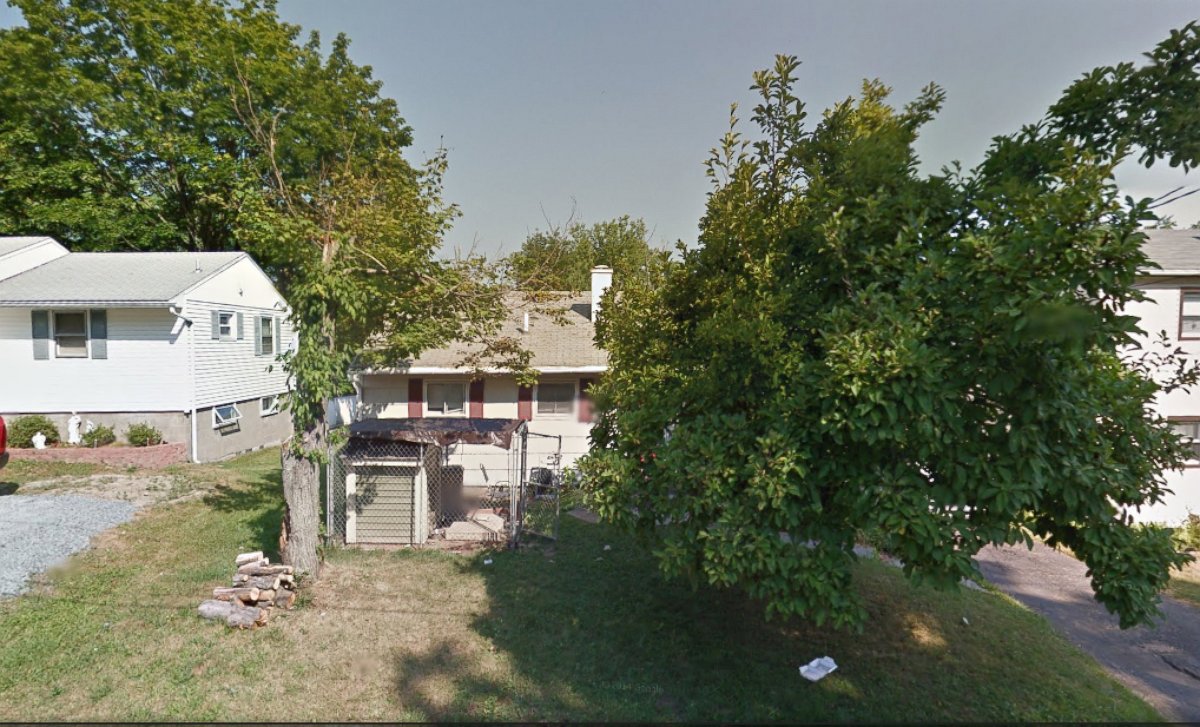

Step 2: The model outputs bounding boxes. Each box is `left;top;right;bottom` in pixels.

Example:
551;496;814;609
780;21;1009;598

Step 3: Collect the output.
348;417;526;450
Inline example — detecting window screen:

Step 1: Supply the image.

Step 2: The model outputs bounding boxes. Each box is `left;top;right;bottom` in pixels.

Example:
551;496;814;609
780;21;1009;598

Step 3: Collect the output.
427;383;466;415
259;316;275;355
537;382;575;415
1172;420;1200;459
54;311;87;358
1183;292;1200;337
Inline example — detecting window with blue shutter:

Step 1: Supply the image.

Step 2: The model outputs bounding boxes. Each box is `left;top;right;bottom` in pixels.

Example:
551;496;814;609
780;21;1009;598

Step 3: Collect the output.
31;310;49;360
89;309;108;359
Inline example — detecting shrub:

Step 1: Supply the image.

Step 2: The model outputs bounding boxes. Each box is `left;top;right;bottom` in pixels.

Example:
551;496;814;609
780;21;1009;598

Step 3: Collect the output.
81;424;116;447
1172;513;1200;552
125;422;163;447
8;415;60;447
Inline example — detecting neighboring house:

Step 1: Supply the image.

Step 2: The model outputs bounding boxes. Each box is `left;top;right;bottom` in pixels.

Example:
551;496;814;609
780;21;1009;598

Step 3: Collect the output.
1128;229;1200;523
354;266;612;486
0;236;295;462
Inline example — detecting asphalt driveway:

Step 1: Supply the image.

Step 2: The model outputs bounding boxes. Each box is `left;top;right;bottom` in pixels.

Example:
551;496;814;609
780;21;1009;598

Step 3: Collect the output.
975;543;1200;721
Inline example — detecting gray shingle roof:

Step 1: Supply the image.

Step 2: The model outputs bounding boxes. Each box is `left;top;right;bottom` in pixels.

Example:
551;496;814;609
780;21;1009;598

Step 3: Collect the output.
401;292;606;371
0;236;55;258
1142;229;1200;273
0;251;246;306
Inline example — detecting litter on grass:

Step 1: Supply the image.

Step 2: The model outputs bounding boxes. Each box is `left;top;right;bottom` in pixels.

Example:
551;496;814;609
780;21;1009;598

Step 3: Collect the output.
483;558;493;565
799;656;838;682
603;544;612;551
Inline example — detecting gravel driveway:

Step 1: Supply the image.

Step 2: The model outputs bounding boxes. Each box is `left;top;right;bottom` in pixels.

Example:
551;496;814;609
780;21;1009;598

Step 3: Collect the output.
0;495;136;596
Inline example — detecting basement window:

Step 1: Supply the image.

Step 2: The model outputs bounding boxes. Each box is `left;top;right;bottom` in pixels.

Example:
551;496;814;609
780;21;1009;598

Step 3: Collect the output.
213;403;242;429
260;395;280;416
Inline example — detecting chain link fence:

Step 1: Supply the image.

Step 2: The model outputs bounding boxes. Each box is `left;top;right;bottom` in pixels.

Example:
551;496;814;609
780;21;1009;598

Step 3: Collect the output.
324;426;568;548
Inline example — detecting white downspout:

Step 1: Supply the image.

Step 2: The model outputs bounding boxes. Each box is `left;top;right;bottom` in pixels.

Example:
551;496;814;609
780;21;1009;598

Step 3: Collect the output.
170;303;199;463
189;306;199;463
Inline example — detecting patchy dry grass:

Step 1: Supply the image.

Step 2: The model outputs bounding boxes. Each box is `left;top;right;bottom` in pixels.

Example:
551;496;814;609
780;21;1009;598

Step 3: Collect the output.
0;459;115;492
1167;559;1200;608
0;449;1160;721
0;456;219;506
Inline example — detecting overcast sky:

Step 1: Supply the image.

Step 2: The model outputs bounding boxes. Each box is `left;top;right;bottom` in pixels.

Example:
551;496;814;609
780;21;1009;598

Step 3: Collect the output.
3;1;1198;255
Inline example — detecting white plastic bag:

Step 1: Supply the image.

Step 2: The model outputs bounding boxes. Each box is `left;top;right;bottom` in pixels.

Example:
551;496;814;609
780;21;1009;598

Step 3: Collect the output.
799;656;837;682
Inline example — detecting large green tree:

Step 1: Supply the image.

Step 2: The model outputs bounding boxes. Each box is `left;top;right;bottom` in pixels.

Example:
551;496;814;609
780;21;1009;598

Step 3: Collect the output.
506;216;671;291
0;0;406;255
0;0;515;576
582;30;1200;629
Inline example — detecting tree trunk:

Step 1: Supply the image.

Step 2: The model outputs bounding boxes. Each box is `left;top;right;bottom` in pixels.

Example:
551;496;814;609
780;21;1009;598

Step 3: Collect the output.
281;422;323;579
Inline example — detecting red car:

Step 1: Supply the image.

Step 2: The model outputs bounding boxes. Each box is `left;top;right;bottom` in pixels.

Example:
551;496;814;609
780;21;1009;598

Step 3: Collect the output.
0;414;7;468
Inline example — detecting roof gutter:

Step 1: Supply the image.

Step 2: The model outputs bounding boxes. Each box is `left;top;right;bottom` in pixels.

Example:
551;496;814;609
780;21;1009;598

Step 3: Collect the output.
360;364;609;376
0;300;173;308
1139;270;1200;277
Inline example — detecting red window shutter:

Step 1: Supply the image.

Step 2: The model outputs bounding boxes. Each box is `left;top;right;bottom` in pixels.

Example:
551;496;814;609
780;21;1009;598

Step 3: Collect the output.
517;384;533;421
408;378;424;418
578;378;595;423
469;380;485;418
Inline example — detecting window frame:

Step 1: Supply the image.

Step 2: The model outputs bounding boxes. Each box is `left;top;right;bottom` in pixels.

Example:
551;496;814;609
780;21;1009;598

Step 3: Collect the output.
260;395;280;417
1169;417;1200;467
536;381;576;417
52;310;89;359
1180;289;1200;340
426;381;467;417
212;403;242;429
217;310;236;342
258;314;275;356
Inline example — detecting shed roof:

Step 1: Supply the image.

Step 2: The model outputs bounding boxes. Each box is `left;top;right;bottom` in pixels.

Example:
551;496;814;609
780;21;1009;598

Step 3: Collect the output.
349;417;526;449
0;251;245;307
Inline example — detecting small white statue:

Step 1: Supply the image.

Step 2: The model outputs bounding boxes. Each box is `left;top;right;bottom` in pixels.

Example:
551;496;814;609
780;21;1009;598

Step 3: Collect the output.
67;413;82;445
31;431;47;449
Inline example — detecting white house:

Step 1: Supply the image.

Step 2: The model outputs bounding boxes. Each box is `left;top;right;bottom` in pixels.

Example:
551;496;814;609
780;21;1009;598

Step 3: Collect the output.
353;266;612;487
0;236;295;462
1127;229;1200;524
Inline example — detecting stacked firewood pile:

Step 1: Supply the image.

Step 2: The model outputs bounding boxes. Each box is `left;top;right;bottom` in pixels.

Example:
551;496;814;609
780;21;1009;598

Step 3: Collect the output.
196;550;297;629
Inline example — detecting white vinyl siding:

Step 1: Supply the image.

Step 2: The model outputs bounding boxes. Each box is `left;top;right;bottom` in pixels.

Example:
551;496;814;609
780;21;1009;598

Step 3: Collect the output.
190;299;293;409
0;307;190;411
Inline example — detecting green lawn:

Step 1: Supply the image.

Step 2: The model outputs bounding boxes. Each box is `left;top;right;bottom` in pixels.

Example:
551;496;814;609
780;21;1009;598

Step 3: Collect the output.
0;450;1159;721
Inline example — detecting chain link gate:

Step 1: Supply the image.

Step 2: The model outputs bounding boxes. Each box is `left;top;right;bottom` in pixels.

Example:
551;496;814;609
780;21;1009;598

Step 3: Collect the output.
324;420;561;548
517;429;563;542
